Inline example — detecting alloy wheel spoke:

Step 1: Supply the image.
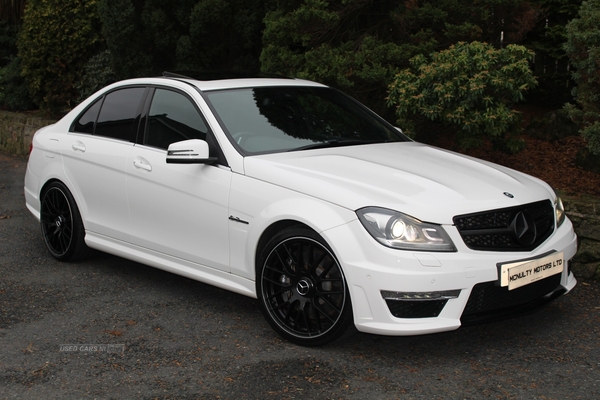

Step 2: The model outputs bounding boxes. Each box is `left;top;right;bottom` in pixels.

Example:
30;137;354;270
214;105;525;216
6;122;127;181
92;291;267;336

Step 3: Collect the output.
262;235;346;340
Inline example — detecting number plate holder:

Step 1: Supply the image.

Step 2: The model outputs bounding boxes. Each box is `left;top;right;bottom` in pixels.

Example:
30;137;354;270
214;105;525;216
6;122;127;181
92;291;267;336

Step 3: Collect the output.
499;252;564;291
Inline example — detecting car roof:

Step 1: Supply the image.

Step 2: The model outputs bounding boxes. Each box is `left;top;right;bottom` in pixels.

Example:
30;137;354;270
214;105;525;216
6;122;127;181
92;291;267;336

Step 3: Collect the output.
183;77;326;91
183;80;327;91
159;71;327;92
108;77;326;92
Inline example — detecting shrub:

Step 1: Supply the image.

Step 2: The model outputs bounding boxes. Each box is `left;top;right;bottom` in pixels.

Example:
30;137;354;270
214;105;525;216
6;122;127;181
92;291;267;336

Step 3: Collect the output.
17;0;102;114
0;56;35;110
563;0;600;156
76;50;117;103
387;41;537;152
0;21;18;67
185;0;268;71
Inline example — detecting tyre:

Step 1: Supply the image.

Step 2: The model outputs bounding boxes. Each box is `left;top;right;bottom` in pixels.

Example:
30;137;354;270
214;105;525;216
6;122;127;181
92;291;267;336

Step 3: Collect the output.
257;226;353;346
40;181;89;261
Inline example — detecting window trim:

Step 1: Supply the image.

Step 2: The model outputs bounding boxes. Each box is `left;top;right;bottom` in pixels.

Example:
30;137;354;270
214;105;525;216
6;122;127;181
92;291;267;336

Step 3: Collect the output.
69;85;149;143
137;85;229;167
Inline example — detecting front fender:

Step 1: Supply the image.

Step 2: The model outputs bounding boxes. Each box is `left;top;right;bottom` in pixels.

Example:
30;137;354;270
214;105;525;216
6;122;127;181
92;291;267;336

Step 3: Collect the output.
228;173;356;281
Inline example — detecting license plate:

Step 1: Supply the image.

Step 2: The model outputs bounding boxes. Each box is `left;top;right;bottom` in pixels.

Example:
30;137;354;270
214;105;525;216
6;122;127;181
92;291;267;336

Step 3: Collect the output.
500;252;564;291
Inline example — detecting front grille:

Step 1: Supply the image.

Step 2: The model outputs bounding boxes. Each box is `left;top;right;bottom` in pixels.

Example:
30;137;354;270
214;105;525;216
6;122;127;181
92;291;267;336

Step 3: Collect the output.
454;200;555;251
461;274;564;325
385;299;448;318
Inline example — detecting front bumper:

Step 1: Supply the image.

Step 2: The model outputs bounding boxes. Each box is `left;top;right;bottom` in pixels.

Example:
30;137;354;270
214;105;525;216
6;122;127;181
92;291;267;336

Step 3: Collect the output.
324;217;578;336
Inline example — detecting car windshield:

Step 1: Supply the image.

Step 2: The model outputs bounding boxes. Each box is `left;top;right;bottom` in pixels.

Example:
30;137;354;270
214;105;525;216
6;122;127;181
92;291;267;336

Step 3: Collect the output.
205;86;406;154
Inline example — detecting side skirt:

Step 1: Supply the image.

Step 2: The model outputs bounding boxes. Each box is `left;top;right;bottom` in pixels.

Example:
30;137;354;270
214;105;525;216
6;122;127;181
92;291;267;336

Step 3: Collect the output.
85;231;257;299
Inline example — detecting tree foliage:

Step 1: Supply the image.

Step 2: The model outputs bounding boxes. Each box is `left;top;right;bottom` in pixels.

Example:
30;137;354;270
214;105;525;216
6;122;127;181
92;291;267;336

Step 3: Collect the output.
0;20;17;66
388;41;537;152
0;55;34;110
0;0;26;25
564;0;600;155
97;0;272;80
17;0;102;114
181;0;271;71
260;0;545;116
526;0;583;106
10;0;586;131
97;0;153;79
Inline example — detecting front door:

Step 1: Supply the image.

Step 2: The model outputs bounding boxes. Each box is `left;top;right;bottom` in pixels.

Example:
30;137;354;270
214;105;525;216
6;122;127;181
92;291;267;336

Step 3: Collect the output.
126;88;231;271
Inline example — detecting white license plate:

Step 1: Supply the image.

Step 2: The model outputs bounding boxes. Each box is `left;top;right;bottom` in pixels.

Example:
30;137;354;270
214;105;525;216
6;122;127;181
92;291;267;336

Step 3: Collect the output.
500;252;564;291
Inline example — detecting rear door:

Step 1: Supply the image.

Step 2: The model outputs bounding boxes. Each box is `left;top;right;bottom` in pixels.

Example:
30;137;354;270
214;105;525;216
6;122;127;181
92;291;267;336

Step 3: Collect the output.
62;86;147;242
126;87;232;271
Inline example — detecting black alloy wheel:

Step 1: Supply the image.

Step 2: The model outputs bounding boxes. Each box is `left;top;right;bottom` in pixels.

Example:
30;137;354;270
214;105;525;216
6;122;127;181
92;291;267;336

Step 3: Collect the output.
40;182;88;261
257;226;353;346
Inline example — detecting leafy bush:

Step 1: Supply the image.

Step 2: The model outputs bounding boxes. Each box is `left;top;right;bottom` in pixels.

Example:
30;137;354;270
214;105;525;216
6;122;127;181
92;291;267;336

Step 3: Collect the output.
260;0;436;116
17;0;102;114
184;0;268;71
0;21;18;67
97;0;154;79
76;50;117;103
0;56;35;110
97;0;270;78
563;0;600;156
387;41;537;152
260;0;546;118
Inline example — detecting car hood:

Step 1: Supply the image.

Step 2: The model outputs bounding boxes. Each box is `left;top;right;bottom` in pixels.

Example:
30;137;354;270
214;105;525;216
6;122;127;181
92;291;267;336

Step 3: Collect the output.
242;142;554;224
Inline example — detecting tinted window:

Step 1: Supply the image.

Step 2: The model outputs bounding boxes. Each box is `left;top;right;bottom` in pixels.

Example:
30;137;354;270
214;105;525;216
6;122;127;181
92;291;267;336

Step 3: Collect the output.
144;89;208;149
95;87;145;141
71;99;102;134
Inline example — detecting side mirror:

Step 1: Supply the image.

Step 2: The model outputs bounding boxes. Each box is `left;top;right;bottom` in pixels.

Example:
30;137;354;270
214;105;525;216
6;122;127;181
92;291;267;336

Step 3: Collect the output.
166;139;218;164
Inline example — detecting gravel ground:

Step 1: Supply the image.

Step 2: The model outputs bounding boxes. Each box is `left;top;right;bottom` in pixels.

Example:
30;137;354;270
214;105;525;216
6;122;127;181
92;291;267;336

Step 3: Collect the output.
1;151;599;399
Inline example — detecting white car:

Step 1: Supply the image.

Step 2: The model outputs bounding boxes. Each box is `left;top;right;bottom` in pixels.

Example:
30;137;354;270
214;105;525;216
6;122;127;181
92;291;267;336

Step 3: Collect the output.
24;74;578;346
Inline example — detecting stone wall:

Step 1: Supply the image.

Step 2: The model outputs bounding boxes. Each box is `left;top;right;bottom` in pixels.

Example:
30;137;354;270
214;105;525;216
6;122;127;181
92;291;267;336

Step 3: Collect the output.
1;110;598;279
565;195;600;280
0;110;55;156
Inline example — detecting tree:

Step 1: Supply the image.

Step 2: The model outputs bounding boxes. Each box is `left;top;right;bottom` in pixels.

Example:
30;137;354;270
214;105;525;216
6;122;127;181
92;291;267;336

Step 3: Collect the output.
97;0;155;79
261;0;544;117
0;0;26;25
17;0;102;114
178;0;273;71
564;0;600;155
388;41;537;152
97;0;273;79
0;1;32;110
525;0;583;106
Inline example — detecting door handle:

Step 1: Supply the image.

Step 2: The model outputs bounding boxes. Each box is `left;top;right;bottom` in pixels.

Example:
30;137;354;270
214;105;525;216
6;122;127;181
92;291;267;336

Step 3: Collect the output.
72;141;86;152
133;157;152;172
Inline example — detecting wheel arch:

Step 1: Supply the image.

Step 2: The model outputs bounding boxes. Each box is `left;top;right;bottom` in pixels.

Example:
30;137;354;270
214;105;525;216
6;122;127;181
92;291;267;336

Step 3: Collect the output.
254;223;355;345
39;177;88;230
254;220;311;275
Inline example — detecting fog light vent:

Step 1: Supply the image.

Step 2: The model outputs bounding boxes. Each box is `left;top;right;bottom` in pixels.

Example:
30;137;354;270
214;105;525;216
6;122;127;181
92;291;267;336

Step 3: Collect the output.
381;290;461;301
381;290;460;319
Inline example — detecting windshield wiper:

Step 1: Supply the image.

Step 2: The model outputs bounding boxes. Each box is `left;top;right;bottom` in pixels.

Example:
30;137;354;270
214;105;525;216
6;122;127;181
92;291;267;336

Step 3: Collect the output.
291;139;385;152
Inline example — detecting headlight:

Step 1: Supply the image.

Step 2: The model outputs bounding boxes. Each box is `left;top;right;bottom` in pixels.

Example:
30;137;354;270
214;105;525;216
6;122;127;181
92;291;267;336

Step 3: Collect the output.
555;194;565;227
357;207;456;252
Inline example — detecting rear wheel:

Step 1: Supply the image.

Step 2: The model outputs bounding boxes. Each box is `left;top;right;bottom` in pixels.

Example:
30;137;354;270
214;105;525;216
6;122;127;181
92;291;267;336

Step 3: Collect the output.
257;226;353;346
40;181;88;261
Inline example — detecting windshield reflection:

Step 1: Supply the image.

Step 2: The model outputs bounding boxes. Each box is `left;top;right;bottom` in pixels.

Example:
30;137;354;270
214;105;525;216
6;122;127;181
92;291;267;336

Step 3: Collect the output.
206;86;405;154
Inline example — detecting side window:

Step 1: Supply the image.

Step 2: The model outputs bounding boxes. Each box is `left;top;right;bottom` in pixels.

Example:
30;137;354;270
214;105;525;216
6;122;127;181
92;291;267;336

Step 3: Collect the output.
71;98;102;134
144;89;208;149
95;87;146;141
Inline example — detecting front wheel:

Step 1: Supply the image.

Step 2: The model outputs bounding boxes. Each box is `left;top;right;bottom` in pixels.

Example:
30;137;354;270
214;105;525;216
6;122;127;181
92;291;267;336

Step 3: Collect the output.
257;226;353;346
40;181;88;261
